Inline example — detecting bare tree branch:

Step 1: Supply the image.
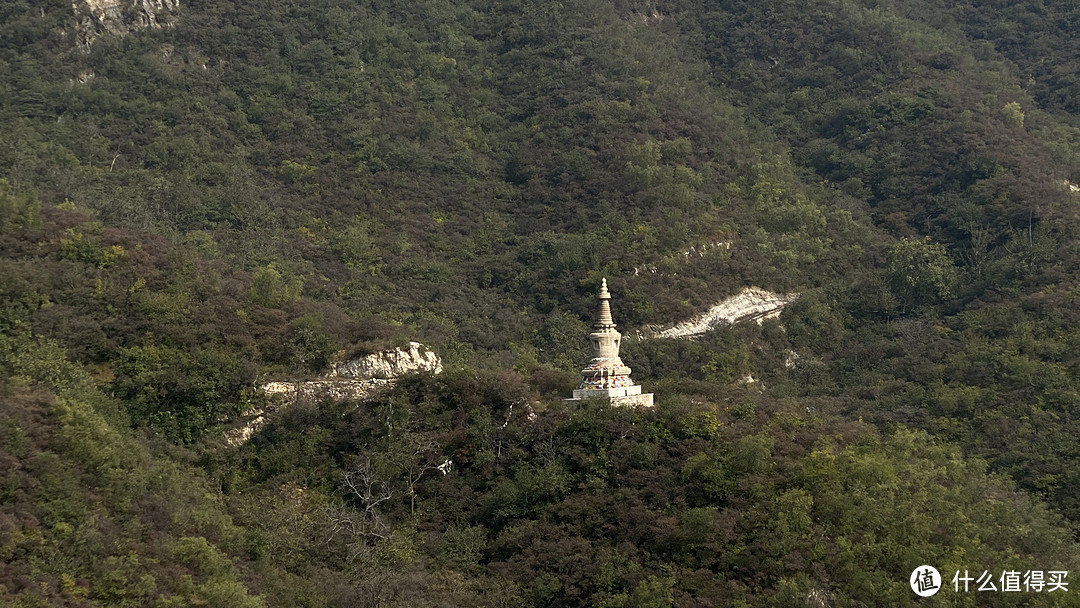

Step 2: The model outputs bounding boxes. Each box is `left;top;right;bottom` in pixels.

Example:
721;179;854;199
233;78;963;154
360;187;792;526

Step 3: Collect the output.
326;460;394;563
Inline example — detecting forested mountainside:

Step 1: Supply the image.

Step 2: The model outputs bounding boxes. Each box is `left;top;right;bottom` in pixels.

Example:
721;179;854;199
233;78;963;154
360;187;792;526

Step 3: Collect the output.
5;0;1080;605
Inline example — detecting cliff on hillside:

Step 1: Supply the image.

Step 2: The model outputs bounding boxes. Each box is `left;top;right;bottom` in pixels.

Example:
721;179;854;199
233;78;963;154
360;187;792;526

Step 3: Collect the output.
261;341;443;401
72;0;179;48
325;341;443;380
226;342;443;446
638;288;798;340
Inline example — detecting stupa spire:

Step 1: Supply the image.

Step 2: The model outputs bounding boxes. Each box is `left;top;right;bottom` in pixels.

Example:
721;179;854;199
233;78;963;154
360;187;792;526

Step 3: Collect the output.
596;278;615;330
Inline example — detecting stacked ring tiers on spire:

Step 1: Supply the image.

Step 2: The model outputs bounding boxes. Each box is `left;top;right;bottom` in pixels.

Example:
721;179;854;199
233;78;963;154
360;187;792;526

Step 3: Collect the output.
595;278;615;329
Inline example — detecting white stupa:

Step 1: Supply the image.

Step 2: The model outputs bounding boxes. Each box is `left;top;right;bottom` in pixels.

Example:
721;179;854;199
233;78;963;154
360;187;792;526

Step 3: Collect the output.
564;279;654;407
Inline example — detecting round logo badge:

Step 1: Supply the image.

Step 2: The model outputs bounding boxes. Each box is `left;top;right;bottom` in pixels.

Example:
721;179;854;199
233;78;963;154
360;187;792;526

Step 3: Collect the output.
910;565;942;597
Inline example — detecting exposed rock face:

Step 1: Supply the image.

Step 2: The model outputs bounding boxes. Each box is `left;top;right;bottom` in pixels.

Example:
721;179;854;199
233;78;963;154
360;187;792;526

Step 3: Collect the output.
72;0;179;48
647;287;798;339
224;343;443;447
224;380;393;447
326;342;443;379
260;378;395;402
223;408;268;447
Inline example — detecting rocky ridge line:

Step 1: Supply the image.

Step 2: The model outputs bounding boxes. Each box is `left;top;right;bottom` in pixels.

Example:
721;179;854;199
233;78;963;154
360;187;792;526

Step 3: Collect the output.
224;342;442;446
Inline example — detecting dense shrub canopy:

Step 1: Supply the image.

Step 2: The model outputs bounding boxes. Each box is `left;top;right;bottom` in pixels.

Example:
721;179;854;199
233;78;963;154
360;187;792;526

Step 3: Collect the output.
5;0;1080;605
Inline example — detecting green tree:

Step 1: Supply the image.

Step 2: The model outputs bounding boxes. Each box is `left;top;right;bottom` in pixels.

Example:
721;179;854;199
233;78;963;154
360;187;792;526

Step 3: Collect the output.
0;179;41;232
1002;101;1024;127
887;237;958;312
249;263;302;307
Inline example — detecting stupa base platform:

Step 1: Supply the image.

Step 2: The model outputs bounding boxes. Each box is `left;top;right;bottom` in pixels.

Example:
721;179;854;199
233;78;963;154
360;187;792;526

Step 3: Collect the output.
564;386;654;407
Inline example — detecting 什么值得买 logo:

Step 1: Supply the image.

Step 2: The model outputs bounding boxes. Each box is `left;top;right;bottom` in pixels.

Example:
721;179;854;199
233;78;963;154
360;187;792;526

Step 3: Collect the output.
910;565;942;597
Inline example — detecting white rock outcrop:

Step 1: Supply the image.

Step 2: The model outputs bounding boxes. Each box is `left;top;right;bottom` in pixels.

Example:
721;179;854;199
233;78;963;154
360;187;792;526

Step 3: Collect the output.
651;287;797;339
223;409;267;447
325;341;443;379
225;342;442;447
260;378;394;402
72;0;179;48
